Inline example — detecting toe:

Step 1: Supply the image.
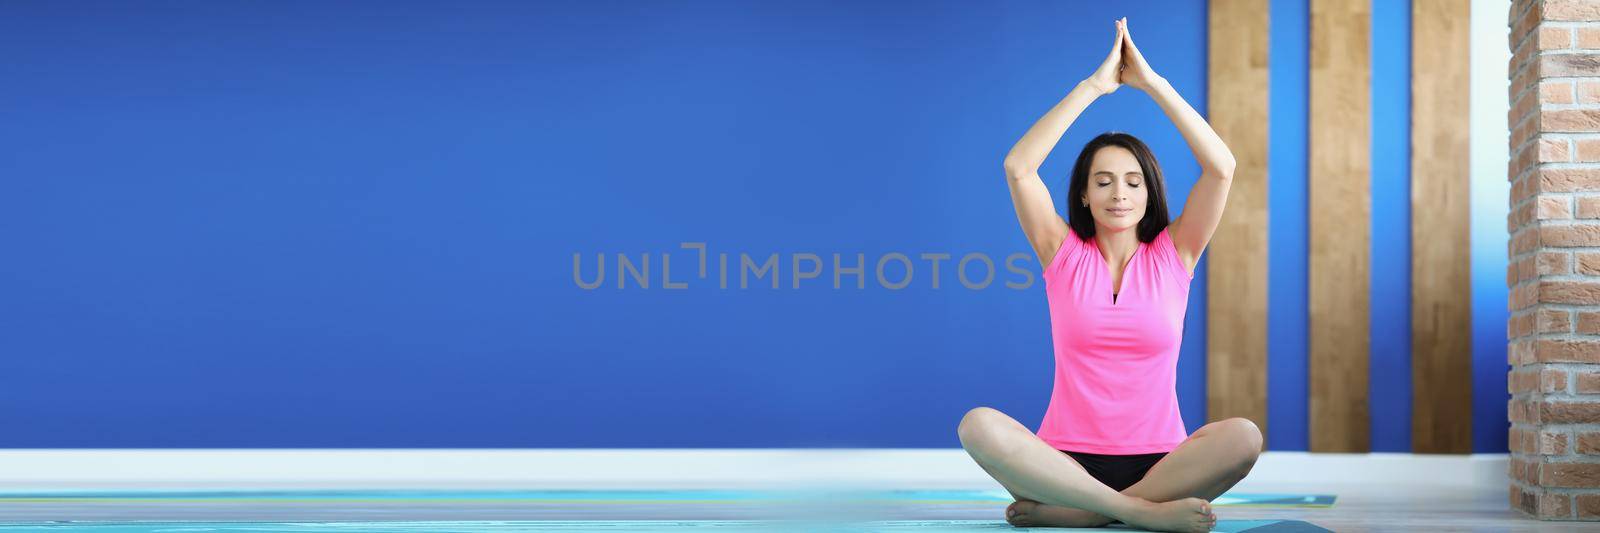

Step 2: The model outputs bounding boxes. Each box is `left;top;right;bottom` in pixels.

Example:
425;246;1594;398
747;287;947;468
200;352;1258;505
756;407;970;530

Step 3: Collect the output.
1005;499;1038;525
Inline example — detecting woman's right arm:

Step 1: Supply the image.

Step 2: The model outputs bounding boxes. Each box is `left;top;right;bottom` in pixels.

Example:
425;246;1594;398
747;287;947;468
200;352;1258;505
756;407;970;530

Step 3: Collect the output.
1002;80;1107;268
1002;18;1126;268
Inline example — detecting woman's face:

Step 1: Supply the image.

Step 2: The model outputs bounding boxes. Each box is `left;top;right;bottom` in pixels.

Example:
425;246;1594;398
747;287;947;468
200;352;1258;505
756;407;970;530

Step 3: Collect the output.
1080;145;1148;232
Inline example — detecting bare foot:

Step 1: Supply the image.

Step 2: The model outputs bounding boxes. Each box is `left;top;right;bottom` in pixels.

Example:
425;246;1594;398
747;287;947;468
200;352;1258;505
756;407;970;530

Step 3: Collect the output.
1005;498;1115;528
1118;497;1217;533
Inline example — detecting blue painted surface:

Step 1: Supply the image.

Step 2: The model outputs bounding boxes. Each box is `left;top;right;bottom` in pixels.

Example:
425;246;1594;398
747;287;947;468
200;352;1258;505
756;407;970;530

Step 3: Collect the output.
0;0;1506;452
0;0;1211;448
1370;0;1414;453
1267;0;1312;453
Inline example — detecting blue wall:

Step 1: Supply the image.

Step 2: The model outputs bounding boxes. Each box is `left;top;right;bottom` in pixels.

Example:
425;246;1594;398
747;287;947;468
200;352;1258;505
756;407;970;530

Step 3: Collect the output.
1267;0;1312;453
1369;0;1415;453
0;0;1507;451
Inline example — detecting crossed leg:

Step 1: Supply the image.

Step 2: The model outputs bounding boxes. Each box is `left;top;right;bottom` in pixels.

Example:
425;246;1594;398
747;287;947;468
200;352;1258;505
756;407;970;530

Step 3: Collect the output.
957;407;1260;531
1006;415;1263;527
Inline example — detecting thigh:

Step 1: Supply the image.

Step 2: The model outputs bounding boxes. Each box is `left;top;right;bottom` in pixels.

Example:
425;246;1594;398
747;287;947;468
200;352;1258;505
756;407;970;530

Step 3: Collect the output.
958;407;1090;499
1120;419;1260;502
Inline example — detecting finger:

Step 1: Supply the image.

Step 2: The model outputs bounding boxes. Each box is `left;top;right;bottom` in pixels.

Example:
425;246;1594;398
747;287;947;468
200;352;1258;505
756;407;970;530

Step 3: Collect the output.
1122;22;1144;59
1111;20;1124;53
1104;24;1124;65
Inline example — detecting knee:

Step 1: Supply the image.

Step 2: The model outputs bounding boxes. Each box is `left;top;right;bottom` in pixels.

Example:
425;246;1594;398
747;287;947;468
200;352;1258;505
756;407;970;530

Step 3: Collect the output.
1216;417;1263;469
957;406;1011;452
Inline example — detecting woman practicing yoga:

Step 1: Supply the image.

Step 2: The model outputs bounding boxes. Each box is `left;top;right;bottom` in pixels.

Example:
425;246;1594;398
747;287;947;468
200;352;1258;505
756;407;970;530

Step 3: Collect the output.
957;18;1260;532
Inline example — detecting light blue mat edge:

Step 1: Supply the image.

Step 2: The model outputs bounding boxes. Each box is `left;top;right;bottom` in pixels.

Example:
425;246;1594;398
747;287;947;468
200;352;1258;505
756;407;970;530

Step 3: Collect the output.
0;519;1320;533
0;489;1335;506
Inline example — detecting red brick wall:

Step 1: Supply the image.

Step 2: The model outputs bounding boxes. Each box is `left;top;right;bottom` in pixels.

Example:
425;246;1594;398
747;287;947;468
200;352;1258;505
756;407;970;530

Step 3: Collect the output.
1508;0;1600;521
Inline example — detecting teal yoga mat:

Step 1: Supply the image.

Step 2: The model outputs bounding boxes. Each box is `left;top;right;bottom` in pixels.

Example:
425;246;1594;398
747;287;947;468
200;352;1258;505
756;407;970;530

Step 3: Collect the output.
0;519;1331;532
0;489;1335;507
0;489;1335;531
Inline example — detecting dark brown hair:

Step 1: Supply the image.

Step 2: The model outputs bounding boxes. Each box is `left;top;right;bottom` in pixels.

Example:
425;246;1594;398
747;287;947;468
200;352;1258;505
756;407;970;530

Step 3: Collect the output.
1065;132;1171;243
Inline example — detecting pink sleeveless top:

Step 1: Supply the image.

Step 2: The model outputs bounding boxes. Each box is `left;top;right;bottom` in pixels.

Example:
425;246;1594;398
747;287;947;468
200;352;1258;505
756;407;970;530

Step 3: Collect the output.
1035;226;1193;455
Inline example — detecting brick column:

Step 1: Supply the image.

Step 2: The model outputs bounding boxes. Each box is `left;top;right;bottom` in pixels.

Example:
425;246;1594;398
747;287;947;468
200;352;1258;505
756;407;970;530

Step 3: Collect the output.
1508;0;1600;521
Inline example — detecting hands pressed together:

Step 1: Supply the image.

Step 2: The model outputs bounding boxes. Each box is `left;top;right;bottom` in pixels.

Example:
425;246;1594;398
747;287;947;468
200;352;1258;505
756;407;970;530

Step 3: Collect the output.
1085;17;1164;96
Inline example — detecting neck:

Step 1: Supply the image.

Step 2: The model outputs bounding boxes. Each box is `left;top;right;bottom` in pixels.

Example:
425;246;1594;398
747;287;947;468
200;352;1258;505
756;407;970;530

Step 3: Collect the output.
1092;224;1140;262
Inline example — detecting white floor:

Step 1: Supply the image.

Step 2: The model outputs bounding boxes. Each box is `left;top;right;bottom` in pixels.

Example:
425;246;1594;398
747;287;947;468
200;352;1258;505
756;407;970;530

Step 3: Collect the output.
0;449;1511;490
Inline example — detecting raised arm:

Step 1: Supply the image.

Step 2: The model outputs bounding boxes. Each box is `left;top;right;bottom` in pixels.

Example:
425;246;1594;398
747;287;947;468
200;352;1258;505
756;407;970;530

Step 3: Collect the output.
1117;19;1237;274
1002;20;1128;268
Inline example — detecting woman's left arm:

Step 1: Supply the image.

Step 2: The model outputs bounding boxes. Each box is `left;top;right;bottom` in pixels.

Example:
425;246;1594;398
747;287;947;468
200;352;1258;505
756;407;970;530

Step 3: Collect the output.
1118;19;1236;273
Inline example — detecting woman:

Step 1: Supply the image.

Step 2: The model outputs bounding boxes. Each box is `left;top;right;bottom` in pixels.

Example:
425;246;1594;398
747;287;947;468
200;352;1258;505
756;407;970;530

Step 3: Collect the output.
956;18;1261;532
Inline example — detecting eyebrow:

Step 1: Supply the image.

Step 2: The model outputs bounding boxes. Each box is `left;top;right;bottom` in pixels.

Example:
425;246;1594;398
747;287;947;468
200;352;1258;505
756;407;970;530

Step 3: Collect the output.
1092;171;1144;177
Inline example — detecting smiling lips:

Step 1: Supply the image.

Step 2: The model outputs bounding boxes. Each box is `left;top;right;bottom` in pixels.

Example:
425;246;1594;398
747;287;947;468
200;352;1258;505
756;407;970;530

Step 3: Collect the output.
1108;208;1132;216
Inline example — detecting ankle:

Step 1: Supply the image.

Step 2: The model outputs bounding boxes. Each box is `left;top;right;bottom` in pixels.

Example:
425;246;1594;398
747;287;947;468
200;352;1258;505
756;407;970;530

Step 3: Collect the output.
1104;494;1155;523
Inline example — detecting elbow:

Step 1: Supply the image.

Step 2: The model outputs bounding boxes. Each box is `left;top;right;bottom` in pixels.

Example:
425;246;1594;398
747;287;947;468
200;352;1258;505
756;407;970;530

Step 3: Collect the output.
1212;158;1237;181
1216;164;1236;181
1003;158;1036;180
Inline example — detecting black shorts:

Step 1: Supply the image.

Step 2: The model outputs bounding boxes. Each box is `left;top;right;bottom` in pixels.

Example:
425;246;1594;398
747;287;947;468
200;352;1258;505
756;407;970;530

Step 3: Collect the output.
1059;449;1168;492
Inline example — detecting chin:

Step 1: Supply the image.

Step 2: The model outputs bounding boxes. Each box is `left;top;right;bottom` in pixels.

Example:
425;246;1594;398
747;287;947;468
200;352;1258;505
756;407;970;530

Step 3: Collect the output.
1096;218;1139;231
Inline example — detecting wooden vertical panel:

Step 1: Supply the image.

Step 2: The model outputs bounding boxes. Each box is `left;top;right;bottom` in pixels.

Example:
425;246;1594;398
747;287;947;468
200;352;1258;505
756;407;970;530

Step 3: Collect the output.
1411;0;1473;454
1206;0;1271;446
1309;0;1371;453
